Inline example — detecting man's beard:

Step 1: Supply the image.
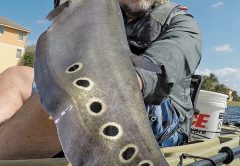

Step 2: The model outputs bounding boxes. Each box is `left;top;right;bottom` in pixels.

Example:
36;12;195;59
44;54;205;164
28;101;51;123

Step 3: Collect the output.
120;0;155;19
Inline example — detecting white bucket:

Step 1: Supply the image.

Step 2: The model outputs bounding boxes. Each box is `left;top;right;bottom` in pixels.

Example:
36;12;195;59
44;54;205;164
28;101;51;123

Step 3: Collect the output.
189;90;228;140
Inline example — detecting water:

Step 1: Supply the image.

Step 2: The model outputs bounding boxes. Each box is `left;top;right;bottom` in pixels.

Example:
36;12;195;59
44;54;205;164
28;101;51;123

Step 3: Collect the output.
223;106;240;124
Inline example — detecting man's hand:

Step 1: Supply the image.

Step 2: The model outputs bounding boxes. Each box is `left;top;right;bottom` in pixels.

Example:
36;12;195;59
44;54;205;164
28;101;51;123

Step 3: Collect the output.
136;73;143;91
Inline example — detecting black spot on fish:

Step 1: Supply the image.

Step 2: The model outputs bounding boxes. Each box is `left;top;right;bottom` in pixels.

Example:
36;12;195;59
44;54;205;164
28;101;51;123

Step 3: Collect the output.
90;102;102;113
103;125;119;137
121;147;136;161
68;64;80;72
66;63;82;73
140;163;151;166
76;79;90;88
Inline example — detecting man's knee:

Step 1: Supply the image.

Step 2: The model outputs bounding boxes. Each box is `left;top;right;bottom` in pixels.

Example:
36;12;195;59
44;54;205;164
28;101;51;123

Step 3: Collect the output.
0;66;34;101
2;66;34;78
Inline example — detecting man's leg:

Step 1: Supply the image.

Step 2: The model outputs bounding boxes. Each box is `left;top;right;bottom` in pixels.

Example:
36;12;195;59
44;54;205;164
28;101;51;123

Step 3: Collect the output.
0;66;61;159
0;66;34;123
147;98;186;147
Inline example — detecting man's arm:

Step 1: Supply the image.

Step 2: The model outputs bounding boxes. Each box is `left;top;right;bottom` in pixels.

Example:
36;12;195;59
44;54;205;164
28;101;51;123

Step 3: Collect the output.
136;13;202;104
0;66;34;123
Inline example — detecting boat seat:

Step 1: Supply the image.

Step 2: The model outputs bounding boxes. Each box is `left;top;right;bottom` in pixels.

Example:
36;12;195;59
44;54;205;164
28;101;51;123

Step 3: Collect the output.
190;75;203;114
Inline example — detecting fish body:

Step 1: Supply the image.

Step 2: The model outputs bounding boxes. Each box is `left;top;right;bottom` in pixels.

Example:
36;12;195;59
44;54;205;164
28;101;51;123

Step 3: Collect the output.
35;0;168;165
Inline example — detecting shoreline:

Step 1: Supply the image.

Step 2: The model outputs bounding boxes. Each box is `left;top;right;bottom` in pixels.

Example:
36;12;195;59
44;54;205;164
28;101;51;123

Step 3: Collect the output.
227;101;240;107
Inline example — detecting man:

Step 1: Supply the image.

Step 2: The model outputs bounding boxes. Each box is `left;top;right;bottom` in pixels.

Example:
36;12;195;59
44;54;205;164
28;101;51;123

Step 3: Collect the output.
0;0;201;159
120;0;201;147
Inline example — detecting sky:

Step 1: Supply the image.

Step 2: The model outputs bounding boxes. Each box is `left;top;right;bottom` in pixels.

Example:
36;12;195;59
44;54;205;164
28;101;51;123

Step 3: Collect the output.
0;0;239;92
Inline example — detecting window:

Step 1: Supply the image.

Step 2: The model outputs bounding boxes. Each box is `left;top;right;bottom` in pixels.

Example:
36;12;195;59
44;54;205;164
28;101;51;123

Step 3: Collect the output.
16;49;22;59
0;26;4;34
18;32;24;41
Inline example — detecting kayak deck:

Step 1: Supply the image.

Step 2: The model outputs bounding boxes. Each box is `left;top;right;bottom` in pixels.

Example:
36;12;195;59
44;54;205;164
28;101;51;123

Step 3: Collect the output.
163;134;240;165
1;126;240;166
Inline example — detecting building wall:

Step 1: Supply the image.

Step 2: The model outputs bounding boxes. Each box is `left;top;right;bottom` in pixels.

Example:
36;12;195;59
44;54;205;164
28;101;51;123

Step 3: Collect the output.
228;90;233;101
0;43;24;72
0;26;27;73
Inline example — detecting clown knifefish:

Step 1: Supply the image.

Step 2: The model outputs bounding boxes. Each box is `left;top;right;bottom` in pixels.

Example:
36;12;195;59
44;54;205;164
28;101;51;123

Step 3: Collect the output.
35;0;168;165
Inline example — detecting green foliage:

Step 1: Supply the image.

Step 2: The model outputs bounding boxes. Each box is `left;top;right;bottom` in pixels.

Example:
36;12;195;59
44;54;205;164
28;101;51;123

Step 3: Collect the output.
18;51;35;67
201;74;217;91
201;73;240;101
232;91;240;101
214;84;228;95
209;73;219;83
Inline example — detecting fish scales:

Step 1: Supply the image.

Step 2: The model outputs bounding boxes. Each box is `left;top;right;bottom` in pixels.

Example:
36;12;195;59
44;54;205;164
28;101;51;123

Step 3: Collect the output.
35;0;169;165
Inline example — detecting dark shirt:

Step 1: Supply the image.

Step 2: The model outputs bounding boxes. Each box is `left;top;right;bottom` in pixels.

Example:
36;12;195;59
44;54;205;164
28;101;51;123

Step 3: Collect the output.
123;2;202;135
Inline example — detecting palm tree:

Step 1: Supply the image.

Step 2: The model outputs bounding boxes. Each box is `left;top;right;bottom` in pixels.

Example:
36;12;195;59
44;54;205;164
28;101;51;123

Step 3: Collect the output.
201;73;219;91
209;73;219;84
215;84;228;95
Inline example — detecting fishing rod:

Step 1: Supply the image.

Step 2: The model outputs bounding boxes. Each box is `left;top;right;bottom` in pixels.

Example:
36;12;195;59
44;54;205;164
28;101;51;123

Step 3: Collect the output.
178;146;240;166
